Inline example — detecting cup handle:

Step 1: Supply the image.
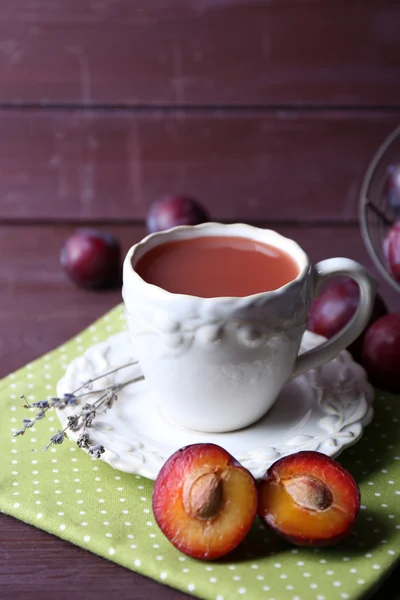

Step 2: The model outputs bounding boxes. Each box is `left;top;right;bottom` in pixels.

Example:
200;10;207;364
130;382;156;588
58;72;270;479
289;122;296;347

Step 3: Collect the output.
292;257;377;378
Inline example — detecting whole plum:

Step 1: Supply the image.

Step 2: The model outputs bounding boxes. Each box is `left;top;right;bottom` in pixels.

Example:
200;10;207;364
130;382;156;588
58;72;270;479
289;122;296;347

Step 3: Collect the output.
307;276;388;363
383;221;400;284
362;313;400;393
146;194;209;233
385;163;400;216
60;229;121;289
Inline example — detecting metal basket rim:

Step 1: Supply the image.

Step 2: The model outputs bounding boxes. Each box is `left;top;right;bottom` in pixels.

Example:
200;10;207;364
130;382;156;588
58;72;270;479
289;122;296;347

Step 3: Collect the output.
359;124;400;294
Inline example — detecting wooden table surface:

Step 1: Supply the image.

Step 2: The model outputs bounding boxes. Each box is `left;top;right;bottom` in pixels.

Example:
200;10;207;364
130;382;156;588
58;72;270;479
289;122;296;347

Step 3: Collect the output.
1;1;400;598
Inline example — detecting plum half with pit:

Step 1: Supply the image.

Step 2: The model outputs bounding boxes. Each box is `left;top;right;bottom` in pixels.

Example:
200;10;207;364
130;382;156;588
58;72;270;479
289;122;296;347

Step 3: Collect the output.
307;276;388;363
146;194;209;233
362;313;400;394
60;229;121;289
383;221;400;284
258;451;360;547
152;443;257;560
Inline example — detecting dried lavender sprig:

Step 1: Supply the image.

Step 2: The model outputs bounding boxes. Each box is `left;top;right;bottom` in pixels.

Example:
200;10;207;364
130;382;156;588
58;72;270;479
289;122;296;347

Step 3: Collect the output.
88;444;106;459
15;395;74;437
41;393;102;452
43;430;66;451
15;360;140;439
13;395;52;437
77;432;92;448
91;376;143;408
71;360;138;395
16;359;143;458
15;385;120;439
45;359;139;406
42;374;144;453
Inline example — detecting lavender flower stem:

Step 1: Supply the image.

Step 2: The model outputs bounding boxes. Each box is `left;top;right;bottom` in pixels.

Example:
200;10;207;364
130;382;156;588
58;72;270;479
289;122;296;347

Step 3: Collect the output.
18;360;144;456
71;360;138;395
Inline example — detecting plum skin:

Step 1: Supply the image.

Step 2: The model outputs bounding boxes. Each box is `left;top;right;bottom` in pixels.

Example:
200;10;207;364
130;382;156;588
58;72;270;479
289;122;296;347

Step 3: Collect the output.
307;276;388;363
60;228;121;289
362;313;400;394
385;164;400;214
384;221;400;283
146;194;209;233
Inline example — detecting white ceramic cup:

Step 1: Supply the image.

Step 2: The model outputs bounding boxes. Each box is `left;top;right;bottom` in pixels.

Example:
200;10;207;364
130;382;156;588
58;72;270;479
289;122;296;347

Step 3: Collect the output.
122;223;376;433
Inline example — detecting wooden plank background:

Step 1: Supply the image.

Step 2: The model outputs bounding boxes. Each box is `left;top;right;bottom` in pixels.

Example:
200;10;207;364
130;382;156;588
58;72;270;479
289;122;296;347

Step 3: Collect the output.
0;1;399;226
1;109;399;222
1;0;400;107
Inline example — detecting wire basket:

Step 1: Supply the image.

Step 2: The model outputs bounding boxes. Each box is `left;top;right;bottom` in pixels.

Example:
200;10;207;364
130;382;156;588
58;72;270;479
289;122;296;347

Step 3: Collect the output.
360;125;400;295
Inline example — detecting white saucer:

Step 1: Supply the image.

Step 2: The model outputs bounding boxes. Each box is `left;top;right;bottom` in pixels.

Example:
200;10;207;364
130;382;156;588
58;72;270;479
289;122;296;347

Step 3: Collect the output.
56;331;374;480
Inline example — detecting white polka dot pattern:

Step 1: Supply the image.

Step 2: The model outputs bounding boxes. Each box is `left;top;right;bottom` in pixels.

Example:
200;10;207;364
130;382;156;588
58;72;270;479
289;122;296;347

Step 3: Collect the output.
0;304;399;600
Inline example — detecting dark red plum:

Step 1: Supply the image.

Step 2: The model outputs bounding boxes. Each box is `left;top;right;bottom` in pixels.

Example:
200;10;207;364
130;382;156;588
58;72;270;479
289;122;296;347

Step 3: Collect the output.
383;221;400;283
307;276;388;363
146;195;209;233
60;229;121;289
362;313;400;394
385;163;400;216
258;451;360;547
152;443;257;560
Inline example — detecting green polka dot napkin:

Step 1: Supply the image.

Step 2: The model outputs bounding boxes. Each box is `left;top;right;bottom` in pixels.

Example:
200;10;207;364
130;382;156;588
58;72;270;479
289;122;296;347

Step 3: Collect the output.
1;304;399;600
